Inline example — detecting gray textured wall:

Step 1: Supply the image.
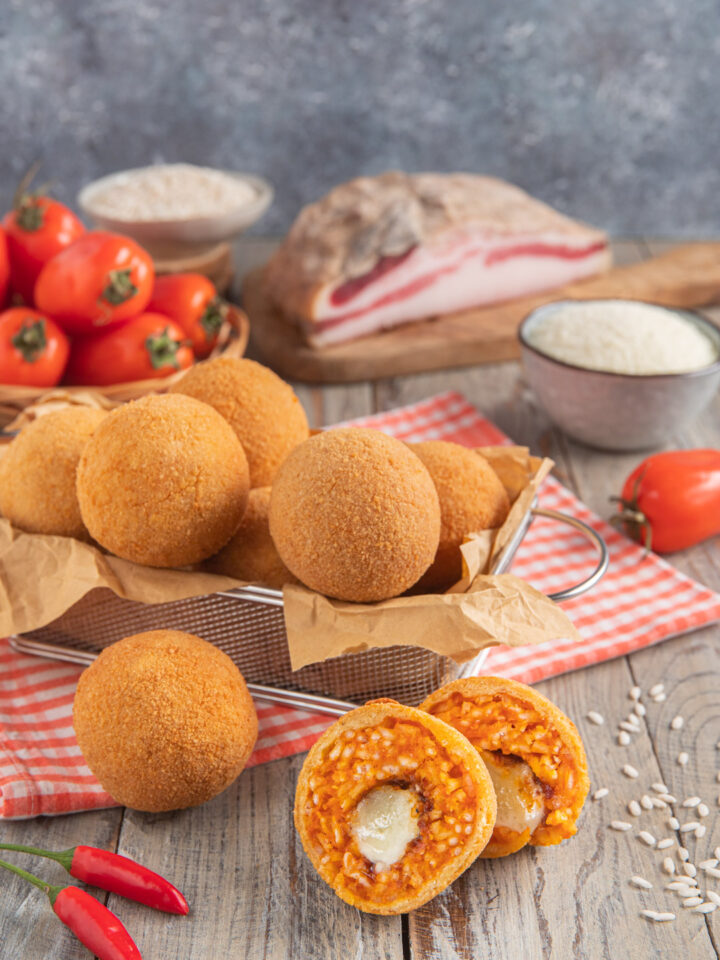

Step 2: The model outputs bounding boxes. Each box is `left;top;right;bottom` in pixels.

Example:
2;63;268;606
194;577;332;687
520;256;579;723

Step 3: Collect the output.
2;0;719;236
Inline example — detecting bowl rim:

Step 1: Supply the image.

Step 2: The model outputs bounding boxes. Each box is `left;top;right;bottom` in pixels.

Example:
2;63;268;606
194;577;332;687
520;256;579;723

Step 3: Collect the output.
518;298;720;382
77;166;274;228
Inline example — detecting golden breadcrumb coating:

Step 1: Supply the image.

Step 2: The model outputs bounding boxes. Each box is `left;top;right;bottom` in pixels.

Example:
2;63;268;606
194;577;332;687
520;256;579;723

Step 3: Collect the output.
0;407;107;539
73;630;258;812
204;486;296;588
76;394;249;567
269;428;441;602
410;441;510;592
170;356;309;487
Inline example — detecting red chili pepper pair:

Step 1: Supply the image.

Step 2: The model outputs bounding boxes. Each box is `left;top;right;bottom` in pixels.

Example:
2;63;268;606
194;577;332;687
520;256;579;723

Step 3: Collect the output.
0;841;189;960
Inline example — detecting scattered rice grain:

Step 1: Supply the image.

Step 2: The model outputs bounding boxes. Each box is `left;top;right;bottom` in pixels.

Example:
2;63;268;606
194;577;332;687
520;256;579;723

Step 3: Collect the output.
610;820;633;832
593;788;609;801
698;802;709;818
704;867;720;879
707;891;720;907
630;876;653;889
634;702;647;717
641;910;675;922
670;716;684;730
652;782;669;794
628;800;642;817
640;795;654;811
699;860;719;870
618;731;631;746
657;839;674;850
696;825;707;840
680;821;701;833
653;693;667;702
679;847;690;861
693;902;718;914
678;752;689;766
649;684;665;697
620;721;639;733
659;793;677;804
623;764;640;779
639;831;656;847
587;711;604;725
629;686;642;700
669;817;680;830
682;797;701;808
683;863;698;878
683;897;703;907
662;858;676;874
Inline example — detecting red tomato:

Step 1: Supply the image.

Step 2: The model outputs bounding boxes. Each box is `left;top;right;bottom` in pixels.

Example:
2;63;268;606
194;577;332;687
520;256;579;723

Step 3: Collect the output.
3;195;85;305
0;307;70;386
34;232;154;335
615;449;720;552
64;312;193;386
147;272;226;358
0;228;9;307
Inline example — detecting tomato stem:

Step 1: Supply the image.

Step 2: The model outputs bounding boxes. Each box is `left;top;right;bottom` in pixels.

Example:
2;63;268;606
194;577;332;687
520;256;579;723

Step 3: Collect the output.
145;326;182;370
11;318;47;364
200;297;226;341
101;269;138;306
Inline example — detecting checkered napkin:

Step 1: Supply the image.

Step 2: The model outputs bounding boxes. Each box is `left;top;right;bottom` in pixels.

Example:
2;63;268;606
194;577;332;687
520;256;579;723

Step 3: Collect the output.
2;392;719;819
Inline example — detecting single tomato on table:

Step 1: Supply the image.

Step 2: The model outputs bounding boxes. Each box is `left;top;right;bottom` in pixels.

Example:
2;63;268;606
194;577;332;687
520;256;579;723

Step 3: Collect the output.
0;307;69;386
147;272;226;358
64;312;193;386
3;193;84;305
613;449;720;553
34;231;154;335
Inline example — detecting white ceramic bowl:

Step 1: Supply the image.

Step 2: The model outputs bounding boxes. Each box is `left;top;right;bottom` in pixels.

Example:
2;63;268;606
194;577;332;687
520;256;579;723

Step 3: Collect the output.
78;167;273;245
519;300;720;451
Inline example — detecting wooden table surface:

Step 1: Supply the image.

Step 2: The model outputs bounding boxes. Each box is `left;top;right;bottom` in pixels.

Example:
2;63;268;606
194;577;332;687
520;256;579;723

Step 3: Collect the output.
2;238;719;960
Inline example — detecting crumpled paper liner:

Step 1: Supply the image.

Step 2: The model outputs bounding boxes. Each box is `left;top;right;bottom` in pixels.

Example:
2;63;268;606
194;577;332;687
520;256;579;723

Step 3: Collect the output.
0;442;574;672
283;573;580;670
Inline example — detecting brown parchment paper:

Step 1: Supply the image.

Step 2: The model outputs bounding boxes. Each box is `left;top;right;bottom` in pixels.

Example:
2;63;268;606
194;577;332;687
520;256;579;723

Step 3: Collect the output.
0;445;573;670
283;573;580;670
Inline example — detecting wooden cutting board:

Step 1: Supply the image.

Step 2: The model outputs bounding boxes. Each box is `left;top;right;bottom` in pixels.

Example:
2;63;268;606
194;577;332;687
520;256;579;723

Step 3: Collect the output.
243;243;720;383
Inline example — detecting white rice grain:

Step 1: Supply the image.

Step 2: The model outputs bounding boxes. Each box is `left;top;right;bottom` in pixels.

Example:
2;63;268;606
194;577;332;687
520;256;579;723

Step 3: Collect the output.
707;891;720;907
682;797;701;808
683;863;698;878
662;858;676;874
618;731;631;746
670;716;684;730
678;752;689;766
587;711;604;725
630;876;653;889
652;782;669;794
693;902;718;914
634;702;647;717
683;897;703;907
649;684;665;697
659;794;677;804
640;795;654;811
592;788;609;801
629;686;642;700
680;821;701;833
641;910;675;922
657;838;674;850
620;721;639;733
679;847;690;861
698;802;709;818
696;825;707;840
704;867;720;879
628;800;642;817
700;860;719;870
623;764;640;779
610;820;633;832
639;831;656;847
669;817;680;830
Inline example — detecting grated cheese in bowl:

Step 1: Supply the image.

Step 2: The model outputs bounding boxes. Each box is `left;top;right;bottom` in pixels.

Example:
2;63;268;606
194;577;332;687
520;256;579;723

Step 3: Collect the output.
524;301;718;375
85;164;258;222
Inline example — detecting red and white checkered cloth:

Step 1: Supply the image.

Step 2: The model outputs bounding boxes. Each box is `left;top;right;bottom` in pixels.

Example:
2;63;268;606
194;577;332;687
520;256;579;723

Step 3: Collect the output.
2;392;719;819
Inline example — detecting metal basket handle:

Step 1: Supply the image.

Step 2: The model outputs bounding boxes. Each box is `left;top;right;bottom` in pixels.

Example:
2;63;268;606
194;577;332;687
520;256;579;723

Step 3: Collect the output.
531;507;609;602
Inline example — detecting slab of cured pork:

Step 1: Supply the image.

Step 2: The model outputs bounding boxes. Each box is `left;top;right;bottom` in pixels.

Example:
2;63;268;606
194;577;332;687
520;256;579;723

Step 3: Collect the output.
264;172;611;347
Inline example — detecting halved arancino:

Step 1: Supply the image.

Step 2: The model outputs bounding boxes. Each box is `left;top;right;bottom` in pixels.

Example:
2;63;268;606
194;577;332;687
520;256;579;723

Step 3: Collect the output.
421;677;589;858
294;698;497;914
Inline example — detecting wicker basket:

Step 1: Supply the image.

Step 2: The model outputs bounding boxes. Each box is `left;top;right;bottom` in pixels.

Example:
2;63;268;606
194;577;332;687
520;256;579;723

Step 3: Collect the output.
0;304;249;428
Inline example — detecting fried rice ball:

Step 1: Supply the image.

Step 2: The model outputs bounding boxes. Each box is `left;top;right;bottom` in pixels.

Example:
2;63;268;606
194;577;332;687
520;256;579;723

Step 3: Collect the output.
269;428;441;602
204;486;296;588
0;407;107;539
410;441;510;592
76;394;249;567
170;357;309;487
73;630;258;812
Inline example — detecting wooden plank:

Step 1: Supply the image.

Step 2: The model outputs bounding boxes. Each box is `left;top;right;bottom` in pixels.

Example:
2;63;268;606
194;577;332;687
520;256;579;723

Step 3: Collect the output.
242;243;720;384
108;754;405;960
0;807;124;959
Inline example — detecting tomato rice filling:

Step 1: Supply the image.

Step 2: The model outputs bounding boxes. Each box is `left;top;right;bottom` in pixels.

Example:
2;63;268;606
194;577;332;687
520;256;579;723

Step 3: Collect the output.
300;717;482;906
426;691;585;845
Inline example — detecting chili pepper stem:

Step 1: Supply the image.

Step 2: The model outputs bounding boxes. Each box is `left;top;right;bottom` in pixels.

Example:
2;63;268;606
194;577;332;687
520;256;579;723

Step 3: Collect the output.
0;840;73;870
0;856;64;903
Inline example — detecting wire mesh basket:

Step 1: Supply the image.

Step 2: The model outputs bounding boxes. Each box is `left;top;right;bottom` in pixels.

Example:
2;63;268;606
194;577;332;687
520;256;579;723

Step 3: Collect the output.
17;507;607;706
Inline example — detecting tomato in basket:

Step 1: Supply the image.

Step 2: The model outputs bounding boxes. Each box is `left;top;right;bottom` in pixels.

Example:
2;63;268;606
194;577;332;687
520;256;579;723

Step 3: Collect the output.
34;232;154;335
0;307;69;386
147;272;226;358
0;227;9;307
3;192;84;305
64;311;193;386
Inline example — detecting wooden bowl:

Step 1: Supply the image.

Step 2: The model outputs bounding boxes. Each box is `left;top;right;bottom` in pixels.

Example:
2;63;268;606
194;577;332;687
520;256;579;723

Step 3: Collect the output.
0;304;249;428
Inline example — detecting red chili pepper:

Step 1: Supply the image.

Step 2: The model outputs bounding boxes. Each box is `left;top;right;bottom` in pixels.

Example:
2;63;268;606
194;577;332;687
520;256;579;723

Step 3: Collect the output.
0;856;141;960
612;449;720;553
0;840;188;914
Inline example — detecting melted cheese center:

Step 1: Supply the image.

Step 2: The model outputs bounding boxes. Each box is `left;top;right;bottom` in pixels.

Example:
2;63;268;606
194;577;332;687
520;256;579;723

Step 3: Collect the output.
481;751;545;836
352;785;420;870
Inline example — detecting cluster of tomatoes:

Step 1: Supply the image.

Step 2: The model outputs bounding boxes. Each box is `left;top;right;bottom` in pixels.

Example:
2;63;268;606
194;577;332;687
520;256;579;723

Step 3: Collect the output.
0;188;227;388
